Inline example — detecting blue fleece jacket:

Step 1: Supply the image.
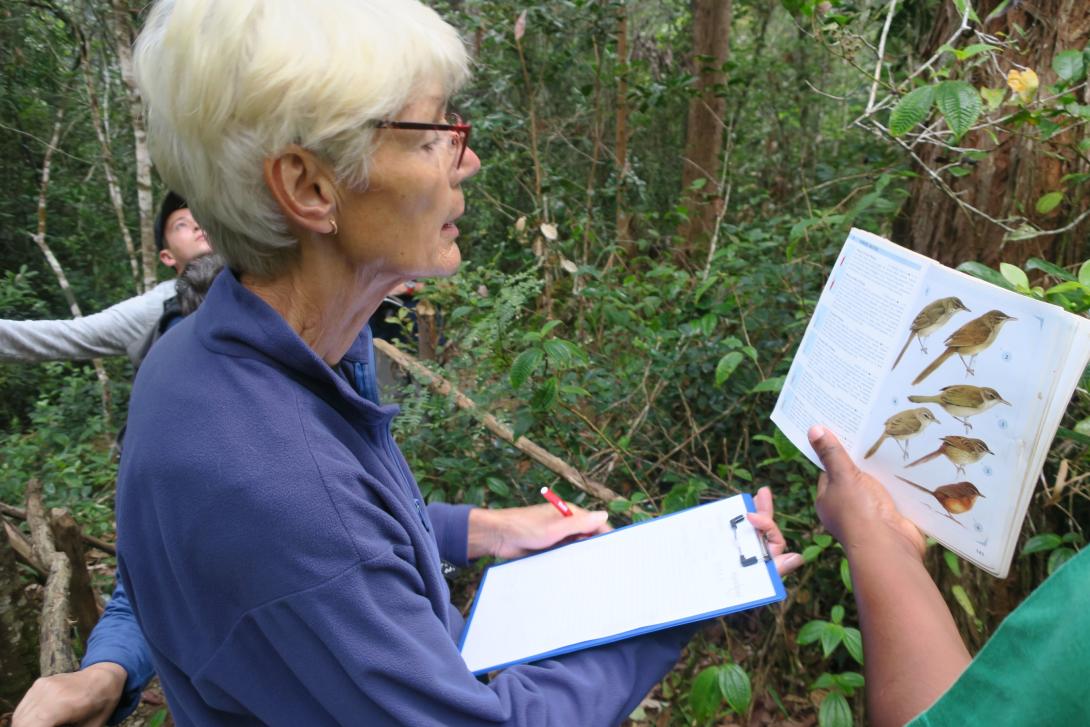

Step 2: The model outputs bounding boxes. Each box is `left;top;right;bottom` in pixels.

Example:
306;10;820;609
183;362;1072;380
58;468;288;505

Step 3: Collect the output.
116;269;691;726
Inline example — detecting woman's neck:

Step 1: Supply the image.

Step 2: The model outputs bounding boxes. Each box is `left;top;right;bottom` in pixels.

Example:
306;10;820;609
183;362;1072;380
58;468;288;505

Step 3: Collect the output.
241;243;398;366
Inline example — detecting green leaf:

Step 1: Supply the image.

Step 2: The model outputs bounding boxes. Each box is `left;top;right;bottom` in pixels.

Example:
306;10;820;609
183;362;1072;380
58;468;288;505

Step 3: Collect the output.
540;319;562;336
818;691;852;727
509;348;544;389
837;671;865;690
1079;260;1090;286
797;619;826;645
717;664;752;716
957;261;1016;290
1053;49;1087;83
812;672;838;690
1000;262;1030;290
1022;532;1062;555
530;377;559;411
951;584;978;623
1027;257;1076;281
934;80;982;141
689;666;723;724
820;623;845;657
843;627;864;665
889;85;935;136
1047;546;1076;574
840;557;853;592
1035;191;1064;214
802;544;824;563
148;709;169;727
815;533;833;548
715;351;744;387
831;604;845;625
542;338;586;368
485;477;511;497
943;550;962;577
750;376;785;393
980;86;1006;111
954;43;998;61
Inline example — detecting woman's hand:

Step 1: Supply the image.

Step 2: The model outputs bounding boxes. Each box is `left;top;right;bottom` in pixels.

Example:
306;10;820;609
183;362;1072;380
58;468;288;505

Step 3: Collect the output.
809;425;925;560
468;503;611;560
13;662;127;727
746;486;803;576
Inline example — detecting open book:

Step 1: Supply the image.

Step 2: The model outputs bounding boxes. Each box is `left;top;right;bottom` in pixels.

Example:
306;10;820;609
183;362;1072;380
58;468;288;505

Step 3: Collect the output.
772;229;1090;577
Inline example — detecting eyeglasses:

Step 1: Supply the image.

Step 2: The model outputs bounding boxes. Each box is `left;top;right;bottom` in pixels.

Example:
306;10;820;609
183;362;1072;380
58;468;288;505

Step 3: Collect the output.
375;112;471;169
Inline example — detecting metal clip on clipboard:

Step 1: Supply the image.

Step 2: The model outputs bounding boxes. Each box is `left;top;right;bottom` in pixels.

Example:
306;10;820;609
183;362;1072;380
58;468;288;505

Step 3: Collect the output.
730;514;771;568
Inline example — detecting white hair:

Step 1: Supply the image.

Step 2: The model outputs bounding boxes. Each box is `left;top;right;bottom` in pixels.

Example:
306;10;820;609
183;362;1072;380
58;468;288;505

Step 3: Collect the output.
134;0;470;277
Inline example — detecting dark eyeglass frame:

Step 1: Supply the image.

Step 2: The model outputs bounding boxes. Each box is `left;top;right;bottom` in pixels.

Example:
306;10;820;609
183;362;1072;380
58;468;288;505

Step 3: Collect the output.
374;112;471;169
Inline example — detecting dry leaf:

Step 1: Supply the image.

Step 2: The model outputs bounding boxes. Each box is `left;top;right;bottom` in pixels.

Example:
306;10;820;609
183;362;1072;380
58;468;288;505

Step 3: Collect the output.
514;215;527;232
514;10;527;42
1006;68;1039;104
540;222;558;240
559;257;578;274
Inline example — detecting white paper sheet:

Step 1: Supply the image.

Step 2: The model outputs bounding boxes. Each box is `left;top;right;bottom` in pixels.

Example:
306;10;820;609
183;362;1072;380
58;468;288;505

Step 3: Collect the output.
459;495;784;674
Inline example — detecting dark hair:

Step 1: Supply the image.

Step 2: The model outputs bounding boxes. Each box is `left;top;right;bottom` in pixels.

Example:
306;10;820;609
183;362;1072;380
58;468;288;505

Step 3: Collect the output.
175;253;225;315
154;191;189;252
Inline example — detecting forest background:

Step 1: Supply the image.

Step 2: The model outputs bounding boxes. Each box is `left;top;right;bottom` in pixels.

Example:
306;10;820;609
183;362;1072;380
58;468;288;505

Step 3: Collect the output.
1;0;1089;725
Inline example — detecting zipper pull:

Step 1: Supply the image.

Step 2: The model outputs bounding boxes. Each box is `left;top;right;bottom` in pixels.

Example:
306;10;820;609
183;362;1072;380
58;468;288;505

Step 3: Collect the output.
414;498;431;533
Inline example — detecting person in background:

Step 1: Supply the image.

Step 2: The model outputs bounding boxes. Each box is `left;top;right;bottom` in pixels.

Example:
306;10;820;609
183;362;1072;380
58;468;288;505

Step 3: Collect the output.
809;425;1087;726
0;192;211;366
11;253;224;727
115;1;801;724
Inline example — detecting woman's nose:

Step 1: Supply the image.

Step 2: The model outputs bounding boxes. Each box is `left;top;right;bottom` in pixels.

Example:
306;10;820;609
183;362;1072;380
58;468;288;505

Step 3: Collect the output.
456;146;481;182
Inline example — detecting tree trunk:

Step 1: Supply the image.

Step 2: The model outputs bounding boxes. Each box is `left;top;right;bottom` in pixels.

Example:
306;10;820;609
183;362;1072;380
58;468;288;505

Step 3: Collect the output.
81;38;141;294
676;0;732;266
32;103;114;427
111;0;157;291
894;0;1090;268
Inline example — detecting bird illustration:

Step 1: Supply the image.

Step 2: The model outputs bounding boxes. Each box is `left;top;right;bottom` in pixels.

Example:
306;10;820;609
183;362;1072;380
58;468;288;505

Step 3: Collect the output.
908;385;1010;432
892;297;970;370
912;310;1016;385
864;407;941;460
906;435;994;476
895;476;985;526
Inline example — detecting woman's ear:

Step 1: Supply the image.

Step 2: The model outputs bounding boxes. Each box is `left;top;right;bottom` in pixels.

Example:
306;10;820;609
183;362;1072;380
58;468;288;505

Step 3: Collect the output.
264;146;338;236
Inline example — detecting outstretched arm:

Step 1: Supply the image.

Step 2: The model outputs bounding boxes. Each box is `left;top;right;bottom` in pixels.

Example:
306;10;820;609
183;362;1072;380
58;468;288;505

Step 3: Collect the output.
0;281;174;364
809;426;971;727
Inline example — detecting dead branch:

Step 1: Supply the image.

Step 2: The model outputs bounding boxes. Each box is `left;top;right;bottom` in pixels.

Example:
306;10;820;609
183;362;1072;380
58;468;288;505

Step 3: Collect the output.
3;517;46;576
373;339;623;505
0;502;116;556
25;480;77;675
39;553;77;676
50;508;101;645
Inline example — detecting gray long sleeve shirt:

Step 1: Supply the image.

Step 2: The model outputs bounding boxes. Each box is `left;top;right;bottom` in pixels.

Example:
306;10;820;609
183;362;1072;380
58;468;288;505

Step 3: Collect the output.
0;280;176;365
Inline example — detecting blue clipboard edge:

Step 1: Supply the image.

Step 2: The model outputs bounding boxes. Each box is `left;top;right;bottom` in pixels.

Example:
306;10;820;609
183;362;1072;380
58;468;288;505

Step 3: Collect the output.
458;492;788;675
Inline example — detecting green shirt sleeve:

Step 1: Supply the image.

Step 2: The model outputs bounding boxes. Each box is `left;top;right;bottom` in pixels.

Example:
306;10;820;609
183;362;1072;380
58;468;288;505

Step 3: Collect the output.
909;546;1089;726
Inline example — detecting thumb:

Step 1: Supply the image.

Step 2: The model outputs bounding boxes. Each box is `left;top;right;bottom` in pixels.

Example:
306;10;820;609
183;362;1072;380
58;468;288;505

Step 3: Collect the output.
568;509;610;535
808;425;858;483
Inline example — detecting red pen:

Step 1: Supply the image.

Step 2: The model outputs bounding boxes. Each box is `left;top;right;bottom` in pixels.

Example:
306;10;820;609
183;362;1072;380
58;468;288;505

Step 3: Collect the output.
540;486;573;517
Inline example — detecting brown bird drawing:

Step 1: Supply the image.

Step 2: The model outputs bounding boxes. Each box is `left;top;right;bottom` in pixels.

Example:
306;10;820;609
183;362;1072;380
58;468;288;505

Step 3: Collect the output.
864;407;940;460
906;435;994;477
896;476;985;527
908;385;1010;433
892;297;970;370
912;310;1016;385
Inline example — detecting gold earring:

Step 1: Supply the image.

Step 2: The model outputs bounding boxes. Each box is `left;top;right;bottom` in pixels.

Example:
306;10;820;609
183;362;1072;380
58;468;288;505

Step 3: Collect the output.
328;218;338;236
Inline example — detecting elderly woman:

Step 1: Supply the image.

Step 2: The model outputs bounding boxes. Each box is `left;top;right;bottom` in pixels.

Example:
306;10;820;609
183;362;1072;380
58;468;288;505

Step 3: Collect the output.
117;1;796;724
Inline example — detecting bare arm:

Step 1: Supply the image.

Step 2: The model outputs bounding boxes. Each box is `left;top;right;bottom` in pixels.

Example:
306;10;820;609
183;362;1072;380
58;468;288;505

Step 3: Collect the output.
809;426;971;727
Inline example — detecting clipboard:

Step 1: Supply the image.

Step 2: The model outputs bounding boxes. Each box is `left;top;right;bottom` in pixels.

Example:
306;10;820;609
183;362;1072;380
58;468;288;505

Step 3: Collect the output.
458;493;786;674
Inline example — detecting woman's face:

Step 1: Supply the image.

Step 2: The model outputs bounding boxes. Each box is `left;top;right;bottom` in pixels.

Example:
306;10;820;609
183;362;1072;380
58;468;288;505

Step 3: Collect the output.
336;82;481;280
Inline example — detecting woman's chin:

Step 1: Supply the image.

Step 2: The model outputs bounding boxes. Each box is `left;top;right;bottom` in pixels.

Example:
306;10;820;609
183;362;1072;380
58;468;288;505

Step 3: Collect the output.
431;240;462;277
